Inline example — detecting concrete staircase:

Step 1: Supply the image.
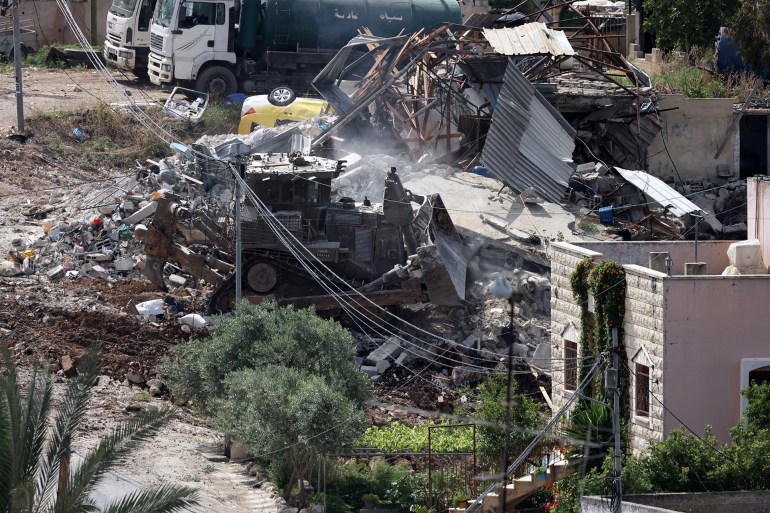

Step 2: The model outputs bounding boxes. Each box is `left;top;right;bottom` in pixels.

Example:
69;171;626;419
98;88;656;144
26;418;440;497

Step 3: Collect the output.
450;459;572;513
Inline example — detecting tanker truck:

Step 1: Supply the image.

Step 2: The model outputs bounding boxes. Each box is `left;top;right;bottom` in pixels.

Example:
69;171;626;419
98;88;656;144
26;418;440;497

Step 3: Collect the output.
103;0;156;71
146;0;461;96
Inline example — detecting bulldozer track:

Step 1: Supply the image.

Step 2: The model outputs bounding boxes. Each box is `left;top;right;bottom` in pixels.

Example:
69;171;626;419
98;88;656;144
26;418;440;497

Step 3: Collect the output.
207;249;361;313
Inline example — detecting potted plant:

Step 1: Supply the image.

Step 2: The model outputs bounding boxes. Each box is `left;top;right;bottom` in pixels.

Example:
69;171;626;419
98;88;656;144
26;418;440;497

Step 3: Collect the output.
363;493;381;509
453;494;469;509
532;466;548;481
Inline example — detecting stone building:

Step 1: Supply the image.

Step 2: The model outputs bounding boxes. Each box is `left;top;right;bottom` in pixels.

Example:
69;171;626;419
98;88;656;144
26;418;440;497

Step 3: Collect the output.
550;177;770;455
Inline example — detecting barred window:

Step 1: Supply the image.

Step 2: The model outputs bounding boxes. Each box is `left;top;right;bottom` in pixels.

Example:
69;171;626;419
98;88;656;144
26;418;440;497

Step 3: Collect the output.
564;340;578;391
635;363;650;417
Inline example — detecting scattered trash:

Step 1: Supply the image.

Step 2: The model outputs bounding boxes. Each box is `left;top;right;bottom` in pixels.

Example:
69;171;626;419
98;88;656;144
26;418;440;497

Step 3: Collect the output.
163;87;209;122
134;299;165;317
180;313;208;328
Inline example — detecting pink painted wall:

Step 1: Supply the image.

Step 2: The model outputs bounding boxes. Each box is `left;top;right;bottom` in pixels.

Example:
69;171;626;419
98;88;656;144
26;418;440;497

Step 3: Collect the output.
576;241;732;276
663;276;770;442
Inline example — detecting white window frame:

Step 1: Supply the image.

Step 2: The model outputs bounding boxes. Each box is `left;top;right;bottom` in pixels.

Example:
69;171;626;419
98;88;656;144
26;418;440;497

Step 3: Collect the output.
632;347;652;418
740;358;770;415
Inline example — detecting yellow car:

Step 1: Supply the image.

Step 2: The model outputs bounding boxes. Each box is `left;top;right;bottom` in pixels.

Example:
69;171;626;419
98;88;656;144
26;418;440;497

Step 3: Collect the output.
238;87;331;134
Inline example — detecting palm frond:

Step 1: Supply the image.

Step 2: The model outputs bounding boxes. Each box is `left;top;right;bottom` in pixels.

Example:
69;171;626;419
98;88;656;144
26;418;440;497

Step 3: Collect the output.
1;346;53;513
36;347;100;513
0;364;13;513
100;485;198;513
54;407;177;513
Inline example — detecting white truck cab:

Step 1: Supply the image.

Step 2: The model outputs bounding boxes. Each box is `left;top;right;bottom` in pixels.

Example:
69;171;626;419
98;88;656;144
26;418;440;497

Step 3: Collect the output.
104;0;156;71
147;0;236;95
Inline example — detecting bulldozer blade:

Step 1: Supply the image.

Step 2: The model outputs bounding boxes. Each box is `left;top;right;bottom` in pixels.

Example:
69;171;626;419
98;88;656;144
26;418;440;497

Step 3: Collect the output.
417;236;467;306
413;193;467;305
144;255;169;291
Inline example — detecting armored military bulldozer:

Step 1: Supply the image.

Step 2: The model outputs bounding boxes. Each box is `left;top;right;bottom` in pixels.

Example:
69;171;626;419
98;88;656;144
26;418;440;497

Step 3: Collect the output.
136;152;467;313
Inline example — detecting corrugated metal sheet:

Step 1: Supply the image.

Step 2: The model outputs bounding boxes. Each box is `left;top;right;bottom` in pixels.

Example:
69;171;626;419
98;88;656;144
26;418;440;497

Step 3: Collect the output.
483;24;574;56
480;59;576;204
312;34;412;114
615;168;699;217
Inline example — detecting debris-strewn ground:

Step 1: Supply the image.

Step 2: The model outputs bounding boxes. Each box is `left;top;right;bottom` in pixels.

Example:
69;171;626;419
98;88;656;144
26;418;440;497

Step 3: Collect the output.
0;69;168;130
1;72;280;511
0;69;556;511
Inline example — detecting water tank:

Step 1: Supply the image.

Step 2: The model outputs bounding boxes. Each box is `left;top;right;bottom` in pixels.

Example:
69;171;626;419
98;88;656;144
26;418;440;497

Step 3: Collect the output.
252;0;461;51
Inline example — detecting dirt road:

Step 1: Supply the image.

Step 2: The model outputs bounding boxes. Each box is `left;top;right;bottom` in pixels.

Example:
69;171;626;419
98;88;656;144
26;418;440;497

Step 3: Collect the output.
0;68;169;130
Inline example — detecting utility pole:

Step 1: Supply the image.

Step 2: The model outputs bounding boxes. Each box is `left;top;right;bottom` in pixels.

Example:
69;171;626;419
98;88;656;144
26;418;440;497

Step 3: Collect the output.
692;213;701;263
12;0;24;133
90;0;97;45
611;328;622;513
500;298;515;513
234;159;244;311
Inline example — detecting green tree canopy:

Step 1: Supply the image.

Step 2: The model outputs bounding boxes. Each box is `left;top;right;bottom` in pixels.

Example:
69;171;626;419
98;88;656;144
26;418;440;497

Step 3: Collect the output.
643;0;739;52
161;301;373;503
729;0;770;76
0;346;197;513
161;300;371;411
459;373;541;466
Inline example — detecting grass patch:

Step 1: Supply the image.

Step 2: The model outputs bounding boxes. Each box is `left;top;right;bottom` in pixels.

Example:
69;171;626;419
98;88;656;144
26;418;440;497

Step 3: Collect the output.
578;218;599;234
25;100;241;171
653;66;731;98
0;45;103;72
651;49;769;100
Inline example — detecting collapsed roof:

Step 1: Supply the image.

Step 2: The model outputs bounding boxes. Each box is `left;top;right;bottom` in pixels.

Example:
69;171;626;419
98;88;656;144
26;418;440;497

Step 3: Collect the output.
311;3;659;204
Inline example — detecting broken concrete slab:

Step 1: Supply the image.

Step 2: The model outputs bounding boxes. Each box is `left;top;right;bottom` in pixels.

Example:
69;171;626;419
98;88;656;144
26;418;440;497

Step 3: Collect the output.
46;265;65;280
365;337;402;366
122;201;157;226
359;365;379;378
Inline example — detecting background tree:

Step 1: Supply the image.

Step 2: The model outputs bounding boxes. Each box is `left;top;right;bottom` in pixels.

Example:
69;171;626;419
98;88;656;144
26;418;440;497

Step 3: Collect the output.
643;0;739;53
729;0;770;74
0;346;197;513
162;301;373;504
458;373;541;466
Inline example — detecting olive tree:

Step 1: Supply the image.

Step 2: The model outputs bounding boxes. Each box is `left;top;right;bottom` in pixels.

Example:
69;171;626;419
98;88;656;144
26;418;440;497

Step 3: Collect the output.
729;0;770;74
161;301;372;502
643;0;739;53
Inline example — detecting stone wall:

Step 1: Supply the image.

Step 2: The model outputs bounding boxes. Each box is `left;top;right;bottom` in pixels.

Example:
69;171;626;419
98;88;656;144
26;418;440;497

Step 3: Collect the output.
16;0;110;46
586;491;770;513
549;242;602;413
550;243;667;455
624;491;770;513
582;496;677;513
622;265;666;455
646;95;736;183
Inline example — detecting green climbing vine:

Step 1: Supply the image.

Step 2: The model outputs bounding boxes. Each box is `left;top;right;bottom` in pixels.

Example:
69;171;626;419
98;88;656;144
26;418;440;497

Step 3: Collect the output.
569;257;594;391
589;260;628;409
568;259;630;464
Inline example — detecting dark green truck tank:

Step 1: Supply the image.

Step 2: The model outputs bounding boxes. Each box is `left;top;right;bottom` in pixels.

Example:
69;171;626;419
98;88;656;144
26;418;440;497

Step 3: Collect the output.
238;0;461;51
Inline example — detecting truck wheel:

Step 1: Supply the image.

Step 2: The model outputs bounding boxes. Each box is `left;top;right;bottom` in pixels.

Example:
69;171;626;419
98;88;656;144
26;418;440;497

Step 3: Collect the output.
195;65;237;99
246;262;279;293
268;86;296;106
